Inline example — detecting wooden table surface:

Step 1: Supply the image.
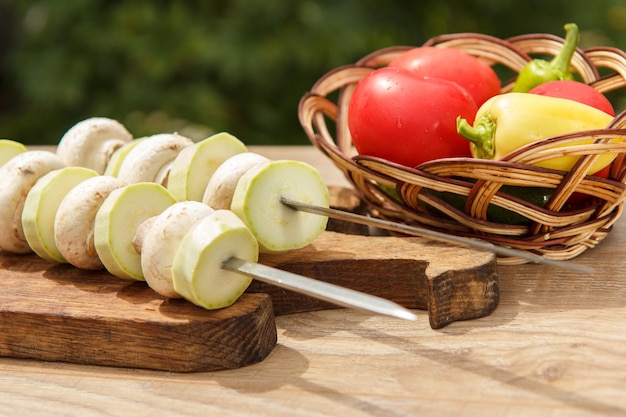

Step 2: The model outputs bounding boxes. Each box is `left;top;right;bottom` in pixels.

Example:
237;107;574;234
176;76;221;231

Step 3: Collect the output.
1;146;625;417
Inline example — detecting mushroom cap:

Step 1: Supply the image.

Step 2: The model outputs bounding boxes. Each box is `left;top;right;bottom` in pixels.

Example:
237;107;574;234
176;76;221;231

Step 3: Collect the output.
57;117;132;174
116;133;193;185
54;175;127;270
202;152;269;210
0;150;65;253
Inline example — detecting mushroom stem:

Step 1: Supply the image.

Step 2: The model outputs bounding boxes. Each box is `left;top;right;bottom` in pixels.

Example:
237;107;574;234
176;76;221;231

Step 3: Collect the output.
131;216;158;255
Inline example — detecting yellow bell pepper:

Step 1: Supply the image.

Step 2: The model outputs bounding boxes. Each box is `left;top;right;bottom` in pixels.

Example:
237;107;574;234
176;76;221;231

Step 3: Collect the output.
456;92;616;173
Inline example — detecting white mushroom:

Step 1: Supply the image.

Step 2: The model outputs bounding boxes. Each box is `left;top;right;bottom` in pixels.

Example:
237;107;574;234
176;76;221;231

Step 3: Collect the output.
56;117;133;174
0;139;28;168
115;133;193;185
93;182;177;280
167;132;248;202
54;175;127;270
103;137;147;177
0;150;65;253
202;152;269;209
133;201;214;298
22;166;99;262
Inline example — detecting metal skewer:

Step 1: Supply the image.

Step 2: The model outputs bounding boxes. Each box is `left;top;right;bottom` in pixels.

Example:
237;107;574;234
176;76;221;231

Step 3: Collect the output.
280;197;593;274
222;257;418;321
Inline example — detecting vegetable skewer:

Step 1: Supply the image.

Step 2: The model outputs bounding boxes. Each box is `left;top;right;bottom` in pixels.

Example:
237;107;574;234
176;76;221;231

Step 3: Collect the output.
133;205;418;321
280;197;593;273
0;133;417;323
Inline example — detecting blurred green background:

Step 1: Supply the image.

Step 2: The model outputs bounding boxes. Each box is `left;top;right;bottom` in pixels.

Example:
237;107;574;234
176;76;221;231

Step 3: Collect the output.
1;0;625;145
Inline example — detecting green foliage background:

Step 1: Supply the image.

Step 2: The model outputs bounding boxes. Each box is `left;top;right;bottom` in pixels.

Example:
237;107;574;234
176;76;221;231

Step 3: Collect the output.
1;0;625;145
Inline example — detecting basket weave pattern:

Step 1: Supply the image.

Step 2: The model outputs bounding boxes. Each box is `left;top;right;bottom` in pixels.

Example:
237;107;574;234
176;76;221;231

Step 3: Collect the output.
298;32;626;264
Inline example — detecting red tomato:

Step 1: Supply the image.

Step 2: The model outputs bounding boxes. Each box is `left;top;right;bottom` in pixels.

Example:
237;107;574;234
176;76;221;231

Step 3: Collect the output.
530;80;615;206
529;80;615;116
388;46;501;107
594;164;611;179
566;164;611;206
347;67;477;168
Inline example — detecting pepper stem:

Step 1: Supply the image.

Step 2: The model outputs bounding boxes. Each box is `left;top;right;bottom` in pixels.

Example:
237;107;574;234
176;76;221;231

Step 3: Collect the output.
550;23;579;76
456;115;496;159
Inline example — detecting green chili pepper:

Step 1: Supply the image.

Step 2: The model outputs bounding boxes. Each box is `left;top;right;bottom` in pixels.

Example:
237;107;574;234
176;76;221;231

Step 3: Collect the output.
378;180;553;226
512;23;580;93
428;183;553;225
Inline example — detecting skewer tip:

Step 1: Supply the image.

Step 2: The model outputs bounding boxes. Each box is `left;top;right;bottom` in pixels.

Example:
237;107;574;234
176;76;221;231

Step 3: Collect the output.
395;309;419;321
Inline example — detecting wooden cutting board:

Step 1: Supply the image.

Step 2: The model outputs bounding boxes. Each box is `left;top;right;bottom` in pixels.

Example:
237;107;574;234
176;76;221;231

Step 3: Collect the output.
0;187;498;372
0;253;277;373
259;231;499;329
0;231;497;372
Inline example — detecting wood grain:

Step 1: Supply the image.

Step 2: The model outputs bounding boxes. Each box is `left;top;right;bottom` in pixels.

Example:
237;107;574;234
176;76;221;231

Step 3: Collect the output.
0;228;497;371
259;231;498;328
0;253;277;372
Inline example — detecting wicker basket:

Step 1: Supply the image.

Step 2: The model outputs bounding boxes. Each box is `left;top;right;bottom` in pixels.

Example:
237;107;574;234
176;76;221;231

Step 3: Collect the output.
298;32;626;264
